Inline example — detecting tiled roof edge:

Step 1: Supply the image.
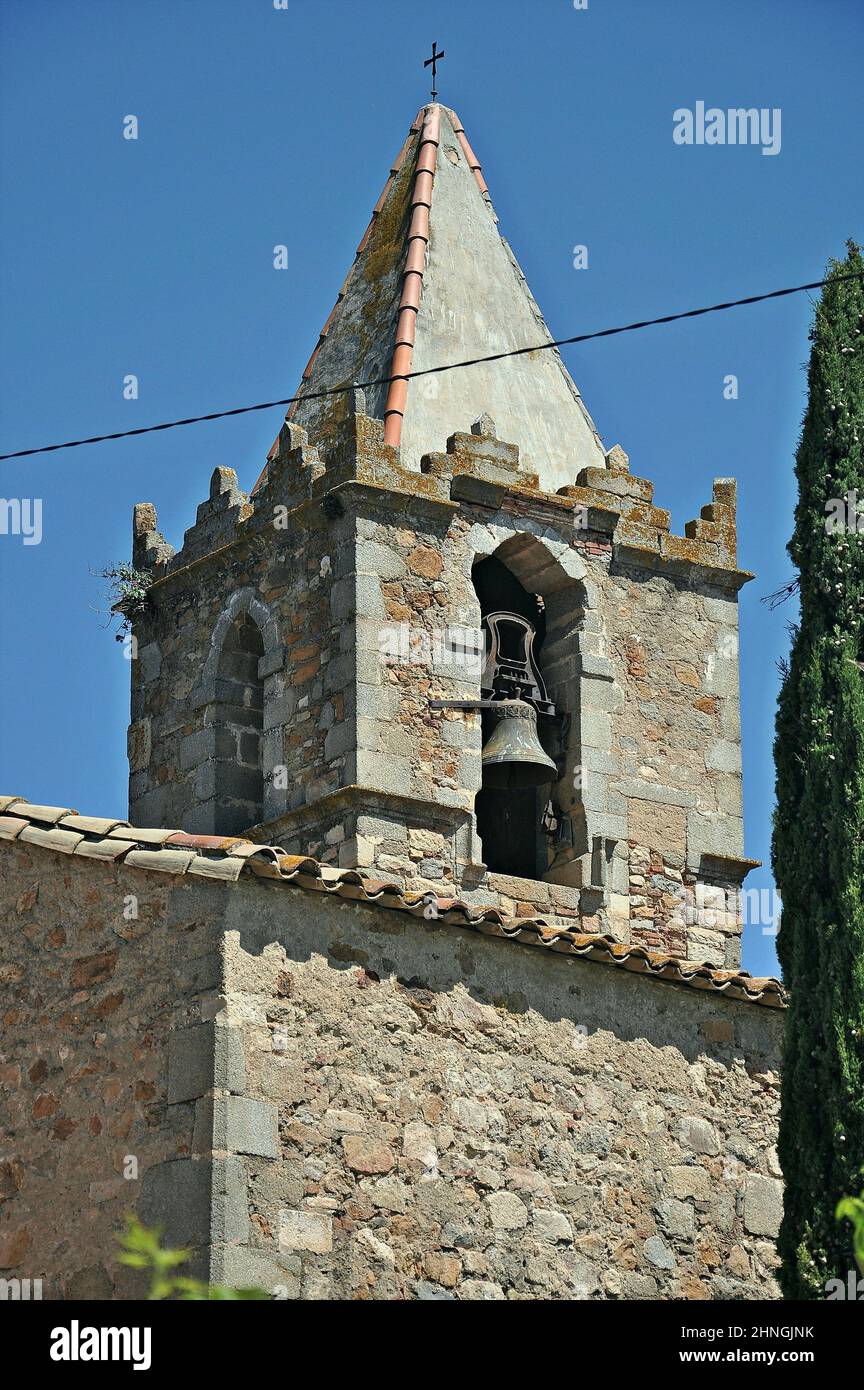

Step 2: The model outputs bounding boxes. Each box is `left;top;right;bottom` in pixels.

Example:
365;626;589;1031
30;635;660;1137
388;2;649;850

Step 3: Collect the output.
0;796;786;1010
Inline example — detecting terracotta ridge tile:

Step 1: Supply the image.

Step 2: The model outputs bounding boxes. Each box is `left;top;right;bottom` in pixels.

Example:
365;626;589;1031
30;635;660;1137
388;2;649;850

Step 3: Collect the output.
446;106;490;197
382;104;441;447
164;831;250;851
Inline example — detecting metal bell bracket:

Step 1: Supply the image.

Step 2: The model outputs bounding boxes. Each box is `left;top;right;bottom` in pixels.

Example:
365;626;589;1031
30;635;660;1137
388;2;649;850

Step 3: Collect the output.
428;699;508;711
429;698;565;729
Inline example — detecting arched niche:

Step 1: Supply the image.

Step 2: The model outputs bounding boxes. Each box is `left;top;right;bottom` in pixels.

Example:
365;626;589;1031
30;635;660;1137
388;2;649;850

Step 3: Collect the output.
211;611;265;835
189;588;284;836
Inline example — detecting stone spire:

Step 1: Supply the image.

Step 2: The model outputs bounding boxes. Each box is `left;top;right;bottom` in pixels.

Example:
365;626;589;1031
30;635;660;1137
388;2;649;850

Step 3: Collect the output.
258;104;606;495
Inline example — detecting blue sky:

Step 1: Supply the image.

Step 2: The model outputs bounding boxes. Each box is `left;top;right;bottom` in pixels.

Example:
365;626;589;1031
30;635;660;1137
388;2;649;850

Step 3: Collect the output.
1;0;861;977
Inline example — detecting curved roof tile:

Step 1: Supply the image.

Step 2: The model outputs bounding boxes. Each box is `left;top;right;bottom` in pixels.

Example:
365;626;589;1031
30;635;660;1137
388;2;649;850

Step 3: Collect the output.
0;796;786;1010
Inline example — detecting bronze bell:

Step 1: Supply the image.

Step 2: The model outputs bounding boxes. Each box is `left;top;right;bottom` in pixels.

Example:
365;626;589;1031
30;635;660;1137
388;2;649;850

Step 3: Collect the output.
480;699;558;790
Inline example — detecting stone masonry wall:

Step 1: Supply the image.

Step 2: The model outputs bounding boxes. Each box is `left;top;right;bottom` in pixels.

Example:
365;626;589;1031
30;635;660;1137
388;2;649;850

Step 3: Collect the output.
324;443;749;967
0;838;226;1298
220;871;783;1301
1;842;783;1301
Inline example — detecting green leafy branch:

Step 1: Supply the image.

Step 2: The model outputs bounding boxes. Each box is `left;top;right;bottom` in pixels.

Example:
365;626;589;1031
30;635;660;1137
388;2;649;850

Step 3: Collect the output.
97;562;154;641
836;1194;864;1276
118;1216;268;1300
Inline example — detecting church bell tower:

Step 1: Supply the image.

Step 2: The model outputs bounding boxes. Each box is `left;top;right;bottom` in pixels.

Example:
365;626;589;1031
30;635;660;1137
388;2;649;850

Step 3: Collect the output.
128;102;755;970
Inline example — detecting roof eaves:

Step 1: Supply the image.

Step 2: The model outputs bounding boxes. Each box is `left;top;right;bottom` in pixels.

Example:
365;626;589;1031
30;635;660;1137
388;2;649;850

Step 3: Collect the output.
0;796;787;1010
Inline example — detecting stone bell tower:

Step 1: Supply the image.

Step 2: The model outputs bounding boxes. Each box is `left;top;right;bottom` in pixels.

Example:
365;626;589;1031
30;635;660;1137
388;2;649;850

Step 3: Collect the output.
129;103;755;969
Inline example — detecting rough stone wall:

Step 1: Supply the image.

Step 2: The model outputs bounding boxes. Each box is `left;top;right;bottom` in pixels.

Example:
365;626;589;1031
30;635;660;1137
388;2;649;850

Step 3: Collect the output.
0;839;223;1298
313;431;749;967
0;845;783;1301
220;873;783;1301
603;565;746;968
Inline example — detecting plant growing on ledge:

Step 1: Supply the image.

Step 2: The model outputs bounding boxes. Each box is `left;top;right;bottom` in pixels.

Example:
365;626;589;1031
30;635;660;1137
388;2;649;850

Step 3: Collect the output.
97;561;154;641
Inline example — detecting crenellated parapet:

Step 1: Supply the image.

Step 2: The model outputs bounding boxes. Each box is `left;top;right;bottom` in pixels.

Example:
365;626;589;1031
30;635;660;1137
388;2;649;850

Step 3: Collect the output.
132;419;745;597
257;420;326;510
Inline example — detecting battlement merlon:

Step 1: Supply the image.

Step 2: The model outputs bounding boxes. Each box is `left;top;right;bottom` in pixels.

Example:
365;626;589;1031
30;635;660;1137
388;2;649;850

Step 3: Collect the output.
132;503;174;574
132;416;749;592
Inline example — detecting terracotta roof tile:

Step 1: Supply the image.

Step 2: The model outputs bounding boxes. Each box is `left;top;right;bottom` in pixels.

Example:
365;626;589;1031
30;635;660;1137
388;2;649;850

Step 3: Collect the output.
382;104;440;447
372;175;395;216
122;847;197;874
164;831;250;851
186;855;247;882
5;800;73;825
19;825;85;854
59;813;130;835
446;109;490;197
0;814;29;840
107;825;176;845
73;836;139;862
1;795;786;1010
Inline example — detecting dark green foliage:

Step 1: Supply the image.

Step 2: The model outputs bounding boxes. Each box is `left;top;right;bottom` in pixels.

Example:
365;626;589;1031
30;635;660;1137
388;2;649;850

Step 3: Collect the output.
836;1194;864;1276
773;243;864;1298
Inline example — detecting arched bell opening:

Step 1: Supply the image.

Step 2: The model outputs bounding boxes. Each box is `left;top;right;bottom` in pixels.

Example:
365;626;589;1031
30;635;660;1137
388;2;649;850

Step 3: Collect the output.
471;555;563;879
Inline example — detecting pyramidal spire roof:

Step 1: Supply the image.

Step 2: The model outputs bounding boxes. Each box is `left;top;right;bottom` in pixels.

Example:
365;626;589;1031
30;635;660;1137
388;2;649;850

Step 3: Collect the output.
269;104;607;494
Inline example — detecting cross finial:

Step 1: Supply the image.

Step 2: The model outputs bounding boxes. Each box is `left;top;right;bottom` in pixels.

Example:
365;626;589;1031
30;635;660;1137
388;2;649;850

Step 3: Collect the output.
423;41;445;102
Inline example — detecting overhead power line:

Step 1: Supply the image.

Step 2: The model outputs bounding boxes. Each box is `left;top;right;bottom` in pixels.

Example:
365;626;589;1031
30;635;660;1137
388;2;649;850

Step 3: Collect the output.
1;271;862;464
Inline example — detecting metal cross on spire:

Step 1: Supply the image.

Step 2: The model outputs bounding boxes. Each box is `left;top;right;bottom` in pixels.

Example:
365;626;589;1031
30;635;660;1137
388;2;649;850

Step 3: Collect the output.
423;41;445;101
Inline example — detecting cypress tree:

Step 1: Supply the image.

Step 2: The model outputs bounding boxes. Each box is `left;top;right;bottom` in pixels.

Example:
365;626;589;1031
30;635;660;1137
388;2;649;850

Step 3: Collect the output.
773;242;864;1299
